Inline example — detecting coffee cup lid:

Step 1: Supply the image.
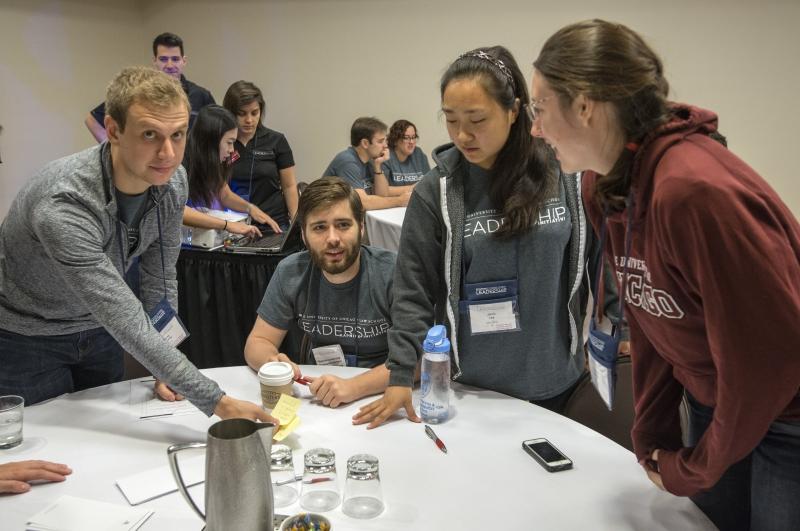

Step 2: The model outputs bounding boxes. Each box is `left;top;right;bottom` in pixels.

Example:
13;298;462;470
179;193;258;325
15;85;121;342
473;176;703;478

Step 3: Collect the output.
258;361;294;385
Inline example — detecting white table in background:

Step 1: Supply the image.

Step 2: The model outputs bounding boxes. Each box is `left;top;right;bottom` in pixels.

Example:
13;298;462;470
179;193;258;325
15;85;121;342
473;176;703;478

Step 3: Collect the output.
0;365;715;530
365;207;406;252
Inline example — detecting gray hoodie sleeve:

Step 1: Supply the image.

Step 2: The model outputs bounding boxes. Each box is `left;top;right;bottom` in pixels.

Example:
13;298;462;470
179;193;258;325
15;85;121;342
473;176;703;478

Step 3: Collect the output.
386;176;446;387
30;194;224;416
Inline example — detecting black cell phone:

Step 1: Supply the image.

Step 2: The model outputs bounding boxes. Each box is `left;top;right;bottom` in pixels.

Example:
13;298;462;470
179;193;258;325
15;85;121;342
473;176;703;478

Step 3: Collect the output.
522;438;573;472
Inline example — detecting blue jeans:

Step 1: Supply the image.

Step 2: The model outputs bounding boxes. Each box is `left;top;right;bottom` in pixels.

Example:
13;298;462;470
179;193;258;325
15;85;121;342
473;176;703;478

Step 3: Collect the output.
687;393;800;531
0;327;124;405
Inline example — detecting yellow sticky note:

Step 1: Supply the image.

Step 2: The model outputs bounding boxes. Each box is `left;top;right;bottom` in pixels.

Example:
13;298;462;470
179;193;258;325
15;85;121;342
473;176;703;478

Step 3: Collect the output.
273;415;301;441
271;394;301;441
271;394;301;425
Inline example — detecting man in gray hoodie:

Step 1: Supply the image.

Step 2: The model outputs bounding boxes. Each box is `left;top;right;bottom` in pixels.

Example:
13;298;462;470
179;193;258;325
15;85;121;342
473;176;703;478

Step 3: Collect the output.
0;67;271;422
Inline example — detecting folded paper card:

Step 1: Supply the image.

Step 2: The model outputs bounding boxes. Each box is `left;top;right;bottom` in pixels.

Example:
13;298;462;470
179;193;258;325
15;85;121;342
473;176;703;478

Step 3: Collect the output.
129;379;200;420
116;455;205;505
27;495;154;531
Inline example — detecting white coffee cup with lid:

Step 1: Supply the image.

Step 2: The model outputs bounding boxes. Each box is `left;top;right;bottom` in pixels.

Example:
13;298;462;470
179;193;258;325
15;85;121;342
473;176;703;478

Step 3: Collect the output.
258;361;294;409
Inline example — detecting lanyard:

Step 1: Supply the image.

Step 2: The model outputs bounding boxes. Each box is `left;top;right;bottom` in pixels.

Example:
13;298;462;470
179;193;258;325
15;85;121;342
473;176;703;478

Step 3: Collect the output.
460;229;521;296
310;255;363;357
101;146;169;300
592;194;635;325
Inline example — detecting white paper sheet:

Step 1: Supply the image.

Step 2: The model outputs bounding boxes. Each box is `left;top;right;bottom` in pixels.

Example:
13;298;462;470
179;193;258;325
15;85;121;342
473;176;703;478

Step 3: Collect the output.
116;455;205;505
129;379;200;420
26;495;154;531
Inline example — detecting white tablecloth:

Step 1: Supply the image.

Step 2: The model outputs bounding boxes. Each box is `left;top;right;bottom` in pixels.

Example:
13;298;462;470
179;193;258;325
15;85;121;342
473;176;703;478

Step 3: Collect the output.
365;207;406;252
0;366;714;530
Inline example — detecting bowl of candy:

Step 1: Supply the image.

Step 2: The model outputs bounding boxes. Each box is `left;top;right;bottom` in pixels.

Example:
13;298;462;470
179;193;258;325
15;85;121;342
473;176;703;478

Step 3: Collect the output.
279;512;331;531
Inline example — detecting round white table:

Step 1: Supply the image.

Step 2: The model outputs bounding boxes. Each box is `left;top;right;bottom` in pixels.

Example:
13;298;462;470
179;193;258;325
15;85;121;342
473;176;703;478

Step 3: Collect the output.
0;366;715;530
365;207;405;252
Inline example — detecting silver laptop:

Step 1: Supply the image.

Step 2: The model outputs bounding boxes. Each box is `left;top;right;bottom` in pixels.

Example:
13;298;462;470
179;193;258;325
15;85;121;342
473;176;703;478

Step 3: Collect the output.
222;216;299;254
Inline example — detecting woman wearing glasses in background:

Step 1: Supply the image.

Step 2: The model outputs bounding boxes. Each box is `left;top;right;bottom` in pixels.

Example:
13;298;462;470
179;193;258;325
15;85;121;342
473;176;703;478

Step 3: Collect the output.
531;20;800;530
381;119;431;193
354;45;621;428
223;80;298;233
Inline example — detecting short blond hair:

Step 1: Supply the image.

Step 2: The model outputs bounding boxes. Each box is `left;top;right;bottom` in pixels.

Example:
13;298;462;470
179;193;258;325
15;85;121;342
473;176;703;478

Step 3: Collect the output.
105;66;190;131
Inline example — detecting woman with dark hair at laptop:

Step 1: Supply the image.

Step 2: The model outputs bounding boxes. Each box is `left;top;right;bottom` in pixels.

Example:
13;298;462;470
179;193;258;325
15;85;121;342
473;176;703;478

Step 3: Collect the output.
223;80;299;232
182;105;282;237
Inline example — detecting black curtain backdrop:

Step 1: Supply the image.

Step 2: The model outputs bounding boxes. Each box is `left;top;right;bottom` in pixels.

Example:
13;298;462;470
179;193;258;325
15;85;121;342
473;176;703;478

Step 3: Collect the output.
176;241;304;369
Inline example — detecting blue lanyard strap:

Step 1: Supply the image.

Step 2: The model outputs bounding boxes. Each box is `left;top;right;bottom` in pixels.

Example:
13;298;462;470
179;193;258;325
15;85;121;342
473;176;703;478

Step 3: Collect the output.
155;206;168;299
594;195;635;323
312;257;363;357
115;200;168;301
103;144;168;300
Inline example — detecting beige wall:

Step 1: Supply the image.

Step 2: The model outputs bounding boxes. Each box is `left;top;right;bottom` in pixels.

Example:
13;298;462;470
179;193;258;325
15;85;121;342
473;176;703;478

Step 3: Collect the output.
0;0;146;216
2;0;798;218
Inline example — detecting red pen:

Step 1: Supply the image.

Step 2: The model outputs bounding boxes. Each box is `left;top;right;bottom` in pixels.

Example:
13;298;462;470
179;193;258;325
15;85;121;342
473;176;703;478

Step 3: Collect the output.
425;424;448;454
303;477;333;484
295;376;310;385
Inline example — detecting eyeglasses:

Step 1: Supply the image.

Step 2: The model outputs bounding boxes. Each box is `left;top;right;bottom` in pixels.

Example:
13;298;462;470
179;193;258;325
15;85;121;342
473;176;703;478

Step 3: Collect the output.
524;96;552;122
401;135;419;142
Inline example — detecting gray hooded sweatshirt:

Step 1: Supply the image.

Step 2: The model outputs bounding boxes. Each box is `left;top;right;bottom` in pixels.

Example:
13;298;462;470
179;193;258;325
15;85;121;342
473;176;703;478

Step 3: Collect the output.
386;144;621;397
0;144;224;415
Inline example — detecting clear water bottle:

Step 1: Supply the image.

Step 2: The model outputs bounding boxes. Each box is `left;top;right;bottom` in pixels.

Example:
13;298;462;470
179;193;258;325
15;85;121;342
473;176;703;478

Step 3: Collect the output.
420;324;451;424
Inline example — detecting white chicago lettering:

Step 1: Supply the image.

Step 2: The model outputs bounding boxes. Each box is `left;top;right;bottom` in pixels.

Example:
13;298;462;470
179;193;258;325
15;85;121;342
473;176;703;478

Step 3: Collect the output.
617;271;684;319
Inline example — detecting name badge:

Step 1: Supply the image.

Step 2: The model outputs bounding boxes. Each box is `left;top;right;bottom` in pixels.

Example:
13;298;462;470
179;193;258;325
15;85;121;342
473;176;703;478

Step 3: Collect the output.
466;298;519;334
148;297;189;348
586;319;620;410
460;279;521;335
312;344;346;366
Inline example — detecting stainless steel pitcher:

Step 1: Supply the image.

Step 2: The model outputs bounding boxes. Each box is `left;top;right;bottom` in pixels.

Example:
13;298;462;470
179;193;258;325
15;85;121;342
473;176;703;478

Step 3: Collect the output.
168;418;275;531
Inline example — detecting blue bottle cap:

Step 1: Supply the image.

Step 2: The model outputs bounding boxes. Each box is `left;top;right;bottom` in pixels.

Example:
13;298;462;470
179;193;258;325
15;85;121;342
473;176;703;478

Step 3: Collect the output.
423;324;450;353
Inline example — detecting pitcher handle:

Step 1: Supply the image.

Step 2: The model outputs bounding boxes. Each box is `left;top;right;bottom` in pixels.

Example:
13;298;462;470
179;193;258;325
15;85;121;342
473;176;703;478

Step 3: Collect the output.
167;442;207;522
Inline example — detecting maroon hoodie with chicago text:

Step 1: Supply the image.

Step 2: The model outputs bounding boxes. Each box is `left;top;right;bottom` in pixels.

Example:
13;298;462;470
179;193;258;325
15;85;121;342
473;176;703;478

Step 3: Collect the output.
583;104;800;497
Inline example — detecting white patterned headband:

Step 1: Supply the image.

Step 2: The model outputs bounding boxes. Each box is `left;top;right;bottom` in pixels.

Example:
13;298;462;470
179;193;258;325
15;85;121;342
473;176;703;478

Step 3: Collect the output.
457;50;516;90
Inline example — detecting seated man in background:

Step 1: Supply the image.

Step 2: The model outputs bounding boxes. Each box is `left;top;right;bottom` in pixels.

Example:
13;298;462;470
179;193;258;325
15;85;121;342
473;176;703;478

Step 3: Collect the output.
0;66;270;423
245;177;401;407
321;117;411;211
84;32;215;142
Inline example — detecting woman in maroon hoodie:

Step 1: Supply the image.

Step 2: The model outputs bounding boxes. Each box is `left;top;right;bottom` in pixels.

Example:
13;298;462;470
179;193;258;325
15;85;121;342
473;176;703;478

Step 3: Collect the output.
529;19;800;531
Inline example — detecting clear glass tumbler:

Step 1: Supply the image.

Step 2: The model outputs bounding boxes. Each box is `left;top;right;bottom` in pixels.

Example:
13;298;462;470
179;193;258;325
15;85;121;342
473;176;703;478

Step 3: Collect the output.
299;448;340;512
271;444;299;507
342;454;384;518
0;395;24;450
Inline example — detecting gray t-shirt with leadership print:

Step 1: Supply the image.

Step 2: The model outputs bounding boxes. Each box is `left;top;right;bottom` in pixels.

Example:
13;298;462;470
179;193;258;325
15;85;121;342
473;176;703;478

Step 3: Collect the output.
321;147;374;193
257;246;395;368
384;147;431;186
458;163;582;401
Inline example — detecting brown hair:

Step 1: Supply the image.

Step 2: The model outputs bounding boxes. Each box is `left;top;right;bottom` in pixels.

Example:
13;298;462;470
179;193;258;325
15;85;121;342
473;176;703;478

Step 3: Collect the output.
105;66;189;132
350;117;387;147
387;119;417;149
152;32;184;56
534;19;670;211
297;177;365;230
222;80;266;119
